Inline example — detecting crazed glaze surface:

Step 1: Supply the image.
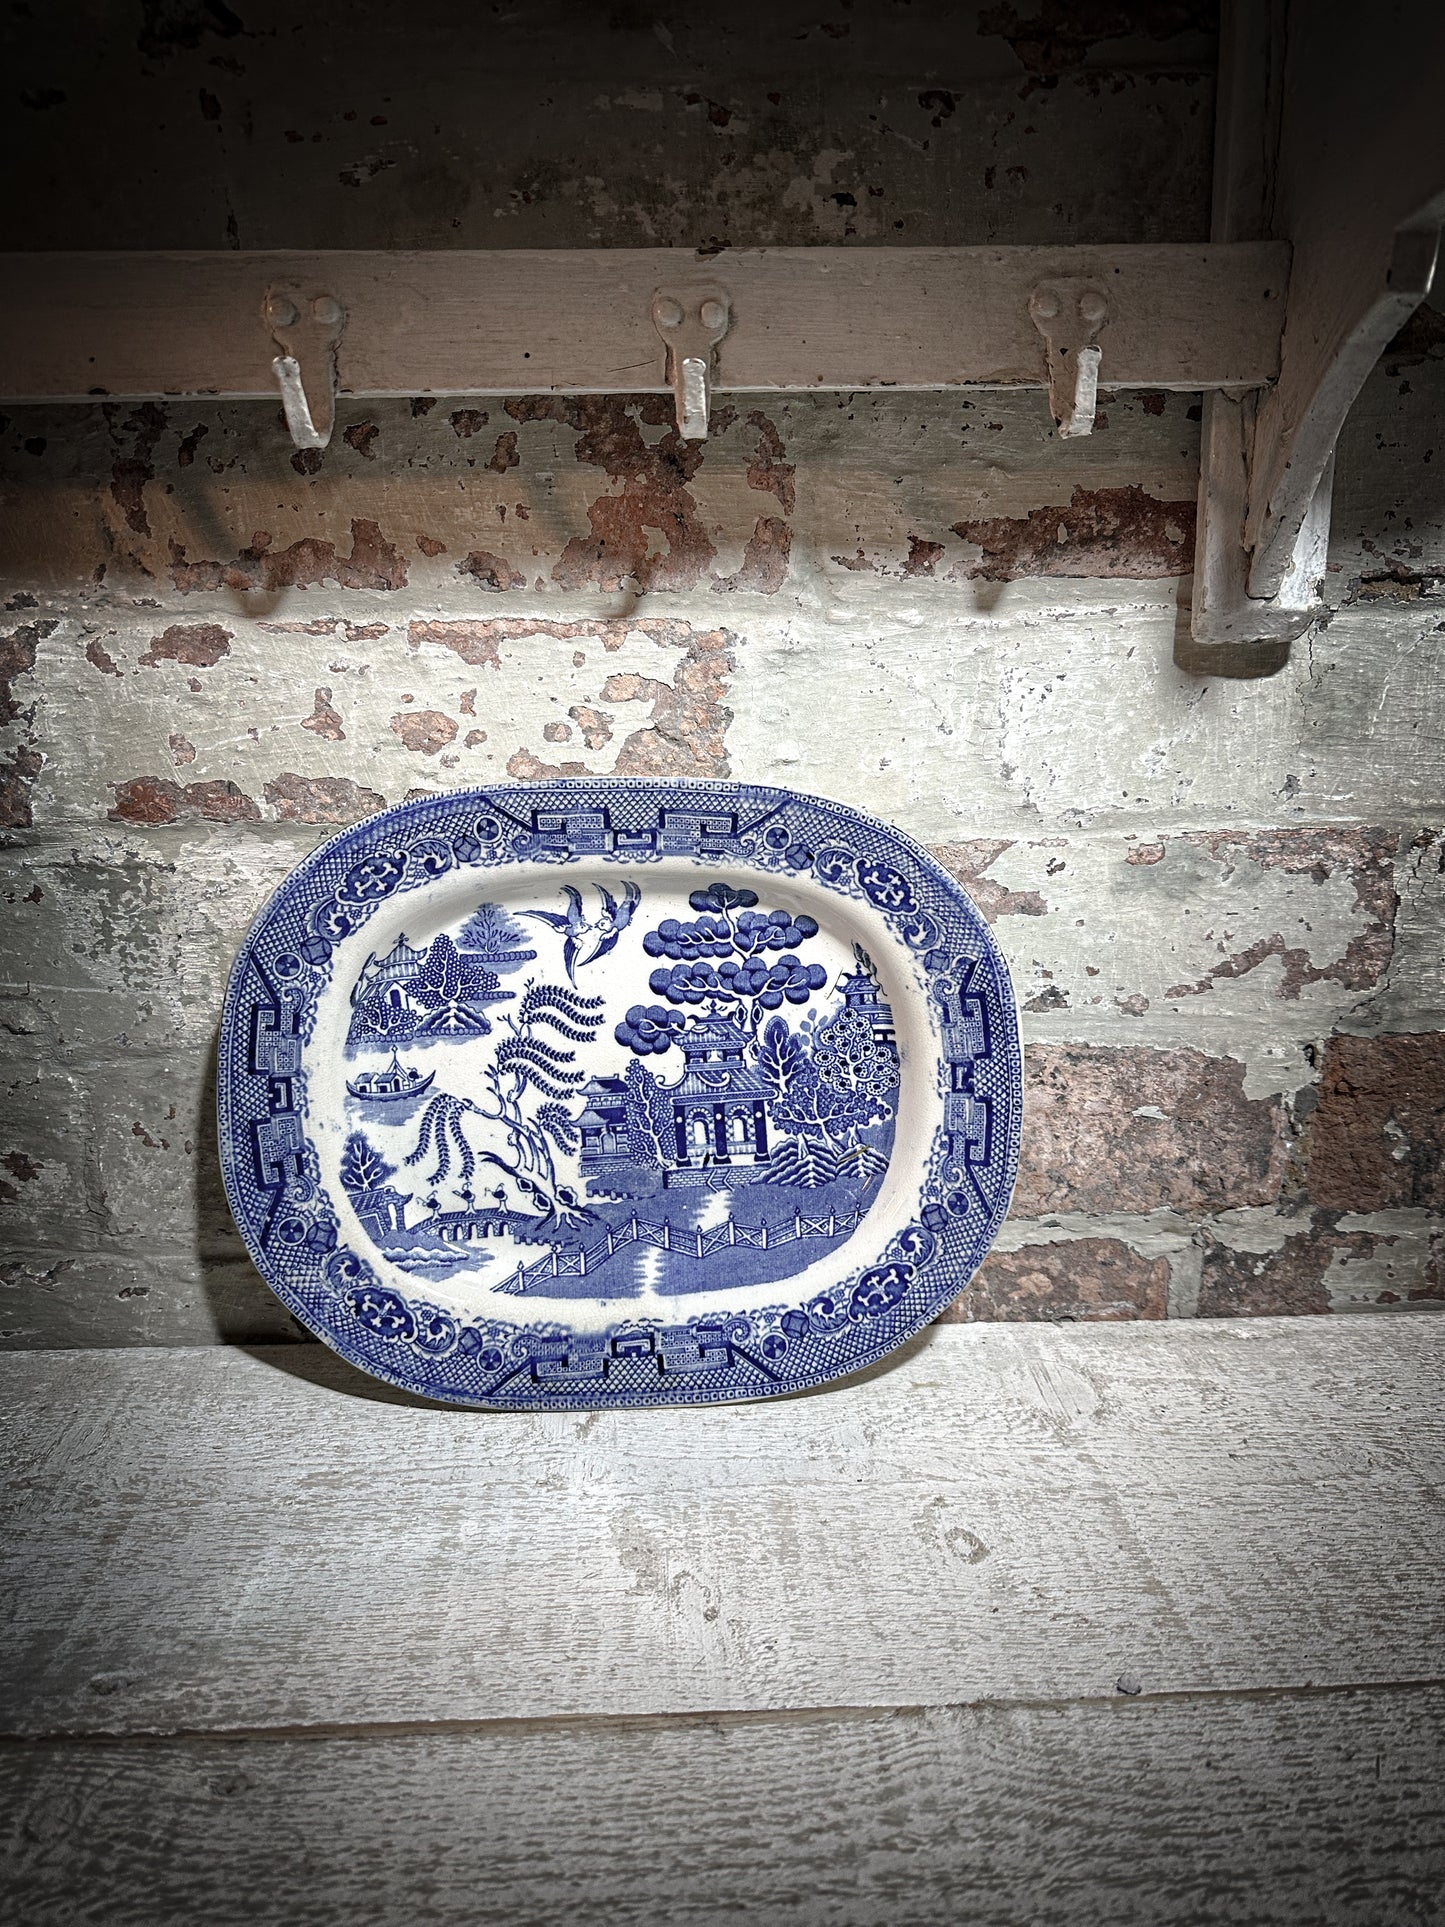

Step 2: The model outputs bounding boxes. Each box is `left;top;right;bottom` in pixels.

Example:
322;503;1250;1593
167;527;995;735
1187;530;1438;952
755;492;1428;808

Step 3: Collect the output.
218;780;1021;1405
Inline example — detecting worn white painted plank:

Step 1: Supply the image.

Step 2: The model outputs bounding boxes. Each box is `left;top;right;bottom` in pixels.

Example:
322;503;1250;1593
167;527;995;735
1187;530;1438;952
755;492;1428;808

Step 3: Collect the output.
1;1321;1442;1739
0;245;1287;402
2;1687;1442;1927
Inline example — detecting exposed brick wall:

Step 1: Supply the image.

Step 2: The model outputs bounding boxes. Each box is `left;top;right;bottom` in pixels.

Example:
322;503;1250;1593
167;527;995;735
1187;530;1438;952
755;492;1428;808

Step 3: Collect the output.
1307;1034;1445;1214
1;4;1441;1344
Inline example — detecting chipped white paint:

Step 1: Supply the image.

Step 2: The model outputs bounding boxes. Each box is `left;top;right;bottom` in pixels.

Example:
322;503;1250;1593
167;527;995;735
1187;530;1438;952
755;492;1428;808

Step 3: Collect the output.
41;618;732;812
988;1210;1202;1257
1192;1207;1299;1256
1326;1211;1445;1312
1355;829;1445;1031
974;831;1385;1030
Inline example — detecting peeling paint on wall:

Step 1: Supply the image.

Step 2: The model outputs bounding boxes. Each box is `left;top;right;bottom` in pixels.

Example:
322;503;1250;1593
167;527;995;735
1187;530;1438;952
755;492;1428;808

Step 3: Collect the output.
169;520;409;595
951;485;1196;580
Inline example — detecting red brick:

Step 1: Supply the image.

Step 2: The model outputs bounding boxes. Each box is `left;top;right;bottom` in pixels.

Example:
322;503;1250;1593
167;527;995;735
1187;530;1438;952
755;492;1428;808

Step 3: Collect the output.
1198;1228;1332;1317
1016;1045;1287;1215
1308;1033;1445;1211
942;1237;1169;1322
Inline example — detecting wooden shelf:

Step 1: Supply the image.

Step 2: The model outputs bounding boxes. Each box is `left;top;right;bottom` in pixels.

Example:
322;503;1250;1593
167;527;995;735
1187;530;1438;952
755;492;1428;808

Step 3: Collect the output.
1;3;1443;656
0;243;1285;402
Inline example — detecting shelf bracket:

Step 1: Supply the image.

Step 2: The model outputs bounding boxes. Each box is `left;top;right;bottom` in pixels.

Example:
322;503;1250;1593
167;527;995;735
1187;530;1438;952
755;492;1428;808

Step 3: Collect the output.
1190;0;1445;661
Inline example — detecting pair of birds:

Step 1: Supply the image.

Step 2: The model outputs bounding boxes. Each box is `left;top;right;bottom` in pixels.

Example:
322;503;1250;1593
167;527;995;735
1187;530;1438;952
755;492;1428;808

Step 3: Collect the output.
520;880;641;984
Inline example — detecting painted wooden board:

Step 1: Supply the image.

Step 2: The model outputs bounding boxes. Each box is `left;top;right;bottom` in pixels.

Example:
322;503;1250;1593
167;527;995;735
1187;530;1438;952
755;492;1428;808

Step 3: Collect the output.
2;1687;1442;1926
1;1319;1442;1740
0;244;1288;401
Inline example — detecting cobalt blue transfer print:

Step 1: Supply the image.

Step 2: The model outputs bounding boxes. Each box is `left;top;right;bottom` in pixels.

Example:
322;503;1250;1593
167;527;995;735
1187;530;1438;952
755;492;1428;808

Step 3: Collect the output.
217;780;1023;1407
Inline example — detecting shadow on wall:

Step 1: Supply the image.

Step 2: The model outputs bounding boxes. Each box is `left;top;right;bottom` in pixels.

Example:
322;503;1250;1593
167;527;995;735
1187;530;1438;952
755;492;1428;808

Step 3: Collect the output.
1171;577;1295;679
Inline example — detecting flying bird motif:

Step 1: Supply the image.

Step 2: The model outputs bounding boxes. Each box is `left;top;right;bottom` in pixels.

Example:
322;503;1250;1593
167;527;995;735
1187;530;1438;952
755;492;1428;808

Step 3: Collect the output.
520;880;641;983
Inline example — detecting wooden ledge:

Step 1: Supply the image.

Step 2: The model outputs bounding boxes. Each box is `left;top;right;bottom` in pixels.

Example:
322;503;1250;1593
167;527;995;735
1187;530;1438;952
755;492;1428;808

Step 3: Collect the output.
2;1316;1441;1739
2;1316;1442;1921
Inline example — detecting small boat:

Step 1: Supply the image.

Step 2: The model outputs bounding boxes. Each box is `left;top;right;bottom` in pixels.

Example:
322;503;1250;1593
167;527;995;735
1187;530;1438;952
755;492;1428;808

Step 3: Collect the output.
346;1053;435;1102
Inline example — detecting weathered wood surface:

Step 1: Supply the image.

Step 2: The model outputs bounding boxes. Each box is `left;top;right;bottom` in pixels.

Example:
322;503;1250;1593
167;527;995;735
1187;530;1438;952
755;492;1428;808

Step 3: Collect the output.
3;1687;1442;1927
2;1319;1443;1925
0;244;1288;401
2;1320;1442;1739
1241;7;1445;596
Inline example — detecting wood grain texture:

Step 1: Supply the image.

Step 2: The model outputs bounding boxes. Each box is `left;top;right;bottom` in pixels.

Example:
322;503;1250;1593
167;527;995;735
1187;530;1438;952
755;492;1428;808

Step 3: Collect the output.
2;1688;1442;1926
2;1320;1443;1739
0;245;1288;401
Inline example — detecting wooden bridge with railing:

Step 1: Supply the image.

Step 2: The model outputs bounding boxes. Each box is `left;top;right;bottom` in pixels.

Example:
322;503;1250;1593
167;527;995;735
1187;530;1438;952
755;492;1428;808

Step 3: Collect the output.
494;1205;863;1295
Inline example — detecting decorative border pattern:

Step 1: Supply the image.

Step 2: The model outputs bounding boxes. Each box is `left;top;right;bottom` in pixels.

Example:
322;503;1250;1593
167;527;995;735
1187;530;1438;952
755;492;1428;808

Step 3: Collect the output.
218;780;1022;1407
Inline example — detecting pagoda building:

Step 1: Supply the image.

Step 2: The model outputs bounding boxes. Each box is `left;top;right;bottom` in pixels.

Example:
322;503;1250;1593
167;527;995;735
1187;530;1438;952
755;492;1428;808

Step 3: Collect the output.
663;1015;771;1182
833;962;898;1056
349;930;515;1038
575;1074;632;1177
352;933;429;1013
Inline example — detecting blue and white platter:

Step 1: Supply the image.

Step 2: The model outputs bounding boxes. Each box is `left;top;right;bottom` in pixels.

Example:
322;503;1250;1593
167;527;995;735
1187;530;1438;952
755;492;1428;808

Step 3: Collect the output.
218;780;1022;1408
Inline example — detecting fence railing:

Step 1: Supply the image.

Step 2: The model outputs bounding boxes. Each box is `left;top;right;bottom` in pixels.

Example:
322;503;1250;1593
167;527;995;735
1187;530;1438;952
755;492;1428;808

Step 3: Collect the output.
493;1206;863;1295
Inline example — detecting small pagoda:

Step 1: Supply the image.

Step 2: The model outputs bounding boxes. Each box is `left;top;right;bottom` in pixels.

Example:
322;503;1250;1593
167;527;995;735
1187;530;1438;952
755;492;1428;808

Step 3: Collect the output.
834;960;898;1057
575;1074;632;1177
352;932;428;1009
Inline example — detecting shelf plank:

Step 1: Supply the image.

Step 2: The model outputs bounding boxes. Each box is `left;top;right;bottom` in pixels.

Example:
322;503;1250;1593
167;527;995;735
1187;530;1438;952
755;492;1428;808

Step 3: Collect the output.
0;244;1288;402
3;1687;1442;1926
1;1319;1442;1741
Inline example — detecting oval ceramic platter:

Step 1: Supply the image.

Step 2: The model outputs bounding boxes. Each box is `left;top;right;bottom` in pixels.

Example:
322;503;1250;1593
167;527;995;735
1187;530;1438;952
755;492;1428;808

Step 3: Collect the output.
219;780;1022;1408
